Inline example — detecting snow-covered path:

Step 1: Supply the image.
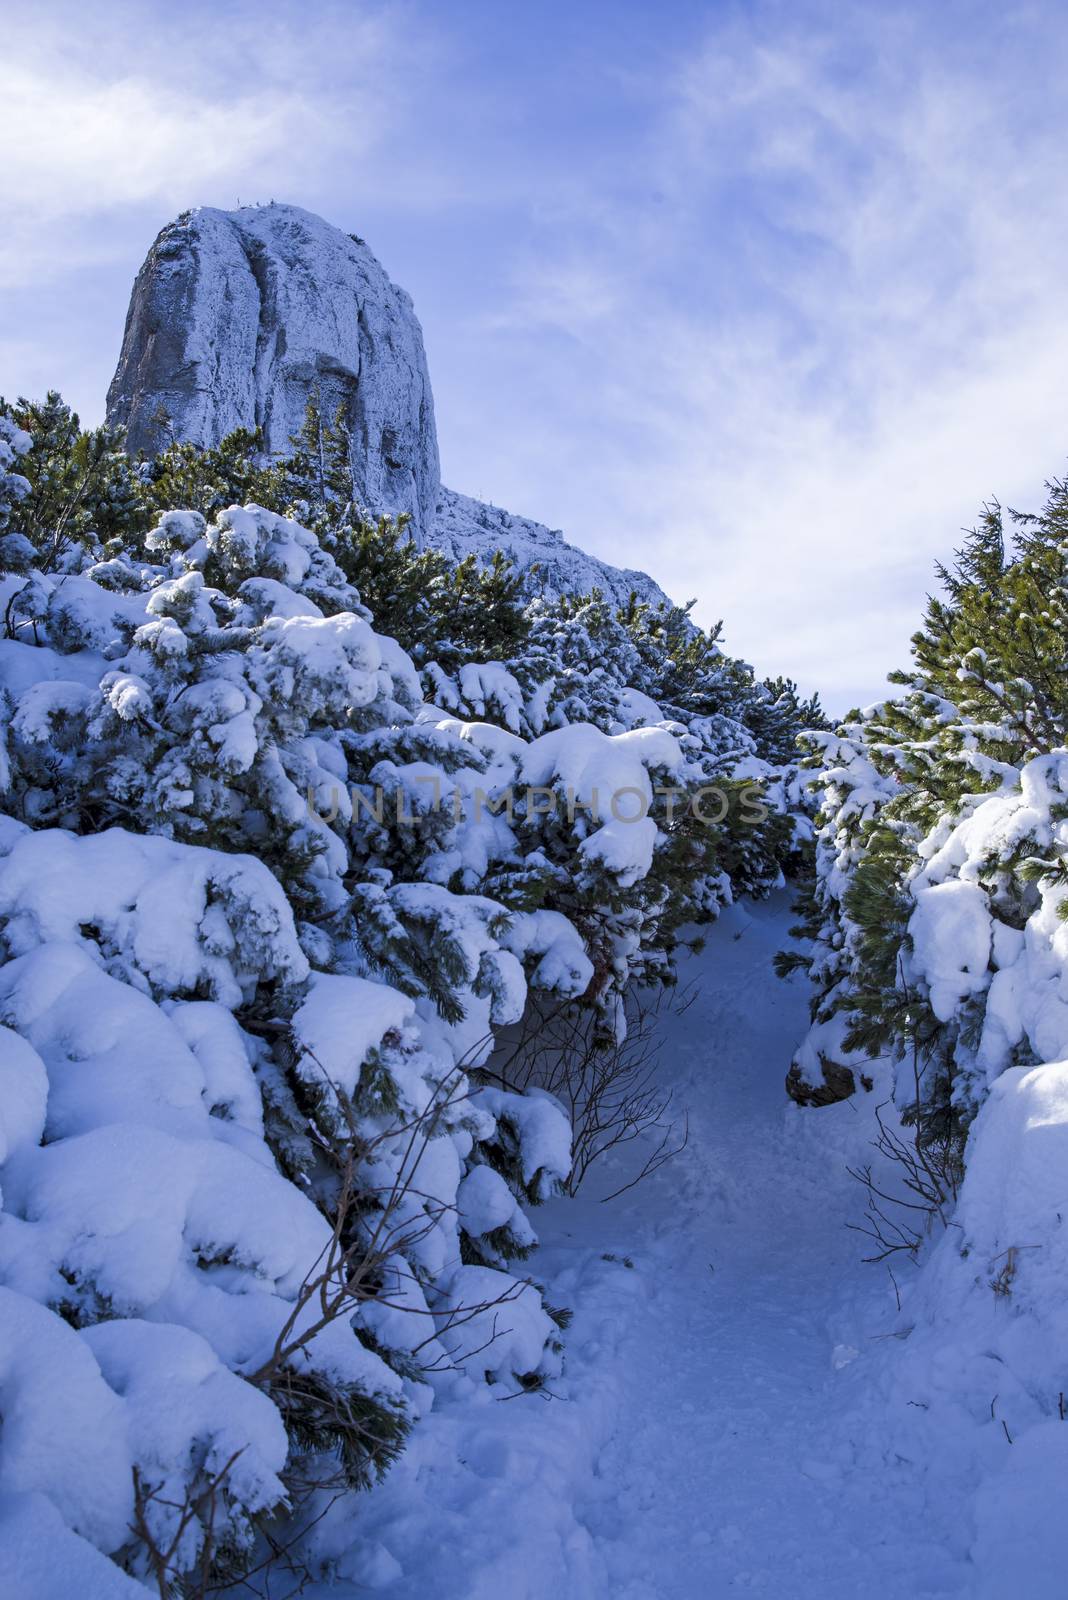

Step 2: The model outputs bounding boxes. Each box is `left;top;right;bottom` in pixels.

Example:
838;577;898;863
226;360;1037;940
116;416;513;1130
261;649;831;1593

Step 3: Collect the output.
311;893;974;1598
568;893;969;1598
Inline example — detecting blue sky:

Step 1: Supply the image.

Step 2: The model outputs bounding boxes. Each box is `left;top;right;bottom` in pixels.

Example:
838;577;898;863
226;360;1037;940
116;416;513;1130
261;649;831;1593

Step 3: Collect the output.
5;0;1068;707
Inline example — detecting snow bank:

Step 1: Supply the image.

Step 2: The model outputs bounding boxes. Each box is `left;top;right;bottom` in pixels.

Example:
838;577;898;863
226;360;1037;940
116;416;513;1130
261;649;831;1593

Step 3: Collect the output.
0;1289;131;1551
856;1056;1068;1596
435;1266;554;1383
0;1493;145;1600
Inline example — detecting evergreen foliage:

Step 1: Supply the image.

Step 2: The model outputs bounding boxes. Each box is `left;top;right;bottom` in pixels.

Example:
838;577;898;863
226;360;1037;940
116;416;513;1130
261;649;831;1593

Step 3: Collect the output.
1;392;142;568
0;385;813;1591
785;479;1068;1156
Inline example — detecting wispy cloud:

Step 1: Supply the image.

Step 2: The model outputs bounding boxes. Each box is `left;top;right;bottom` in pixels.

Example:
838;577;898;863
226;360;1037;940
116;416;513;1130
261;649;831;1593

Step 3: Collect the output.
0;2;415;285
6;1;1068;706
439;4;1068;705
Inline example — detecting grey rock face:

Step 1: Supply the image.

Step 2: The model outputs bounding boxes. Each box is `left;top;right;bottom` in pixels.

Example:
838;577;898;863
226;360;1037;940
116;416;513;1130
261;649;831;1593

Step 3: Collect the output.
107;204;439;536
108;202;670;608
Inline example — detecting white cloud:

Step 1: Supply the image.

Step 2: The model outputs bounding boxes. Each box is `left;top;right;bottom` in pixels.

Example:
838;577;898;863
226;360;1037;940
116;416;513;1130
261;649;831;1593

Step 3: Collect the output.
2;67;303;214
435;7;1068;707
0;2;410;286
6;1;1068;708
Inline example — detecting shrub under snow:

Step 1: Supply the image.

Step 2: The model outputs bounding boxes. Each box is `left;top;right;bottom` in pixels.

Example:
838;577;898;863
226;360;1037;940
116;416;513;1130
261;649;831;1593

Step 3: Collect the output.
0;477;800;1592
784;488;1068;1596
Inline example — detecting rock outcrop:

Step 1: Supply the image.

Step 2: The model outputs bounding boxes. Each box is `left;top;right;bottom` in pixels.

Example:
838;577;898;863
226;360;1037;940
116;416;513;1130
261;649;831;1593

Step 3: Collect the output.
107;205;439;536
434;489;669;609
107;203;670;608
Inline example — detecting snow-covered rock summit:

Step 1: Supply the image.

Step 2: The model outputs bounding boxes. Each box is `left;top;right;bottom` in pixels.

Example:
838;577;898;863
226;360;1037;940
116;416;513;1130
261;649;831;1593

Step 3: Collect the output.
107;203;439;536
107;203;670;609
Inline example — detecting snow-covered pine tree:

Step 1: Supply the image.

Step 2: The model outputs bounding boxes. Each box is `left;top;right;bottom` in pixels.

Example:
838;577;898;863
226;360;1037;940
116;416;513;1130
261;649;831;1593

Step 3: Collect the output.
1;393;143;570
0;475;585;1588
0;412;32;574
785;483;1068;1157
0;388;816;1590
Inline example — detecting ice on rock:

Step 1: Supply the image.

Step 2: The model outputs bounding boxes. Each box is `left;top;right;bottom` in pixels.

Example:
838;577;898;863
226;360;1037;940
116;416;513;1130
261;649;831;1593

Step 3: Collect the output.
107;205;441;536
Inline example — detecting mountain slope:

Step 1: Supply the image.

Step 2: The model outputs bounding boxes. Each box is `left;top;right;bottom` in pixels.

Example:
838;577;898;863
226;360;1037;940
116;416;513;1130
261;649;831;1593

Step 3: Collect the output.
434;488;671;608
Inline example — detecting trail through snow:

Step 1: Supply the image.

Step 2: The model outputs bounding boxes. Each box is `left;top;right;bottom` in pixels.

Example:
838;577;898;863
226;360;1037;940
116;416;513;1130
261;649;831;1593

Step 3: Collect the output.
307;893;976;1598
568;893;969;1598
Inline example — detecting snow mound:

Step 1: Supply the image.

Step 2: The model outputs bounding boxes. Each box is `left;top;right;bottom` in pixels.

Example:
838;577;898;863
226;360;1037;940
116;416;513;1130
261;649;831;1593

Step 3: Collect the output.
0;825;308;1006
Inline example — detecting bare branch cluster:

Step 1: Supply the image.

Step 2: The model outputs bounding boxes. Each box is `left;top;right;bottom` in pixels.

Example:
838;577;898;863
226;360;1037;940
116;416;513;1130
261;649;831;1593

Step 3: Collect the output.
488;986;691;1200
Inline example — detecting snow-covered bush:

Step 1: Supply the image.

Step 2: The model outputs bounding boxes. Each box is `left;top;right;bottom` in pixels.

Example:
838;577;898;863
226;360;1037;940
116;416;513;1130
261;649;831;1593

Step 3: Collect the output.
781;486;1068;1292
784;493;1068;1126
0;392;813;1591
0;509;577;1588
423;590;814;902
0;492;663;1588
0;414;32;575
0;393;142;574
776;482;1068;1596
0;817;583;1587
